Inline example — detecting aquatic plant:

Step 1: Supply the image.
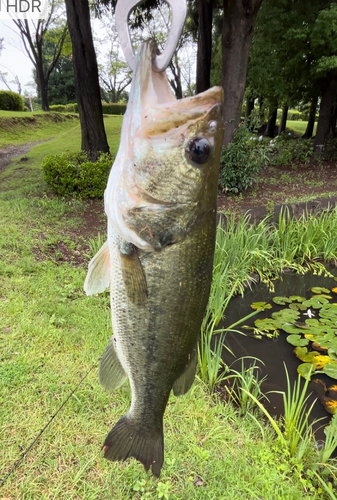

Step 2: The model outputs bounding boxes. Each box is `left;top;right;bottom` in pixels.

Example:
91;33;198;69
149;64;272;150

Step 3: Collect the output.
241;364;323;463
226;358;267;416
246;288;337;383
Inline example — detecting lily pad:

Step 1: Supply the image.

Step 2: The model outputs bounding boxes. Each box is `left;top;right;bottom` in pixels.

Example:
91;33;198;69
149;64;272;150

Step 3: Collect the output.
250;301;272;310
321;397;337;415
332;287;337;294
323;363;337;380
294;346;309;361
254;318;278;331
298;363;314;380
289;296;306;303
272;296;292;305
303;297;329;309
311;287;331;294
289;303;307;311
272;309;300;322
286;335;309;347
311;355;335;369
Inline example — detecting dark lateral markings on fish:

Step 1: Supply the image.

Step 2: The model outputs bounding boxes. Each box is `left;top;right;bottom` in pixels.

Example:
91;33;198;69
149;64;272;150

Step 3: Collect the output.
84;39;224;477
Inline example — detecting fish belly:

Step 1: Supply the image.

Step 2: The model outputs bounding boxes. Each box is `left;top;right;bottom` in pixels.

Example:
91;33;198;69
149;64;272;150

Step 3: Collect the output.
104;213;215;475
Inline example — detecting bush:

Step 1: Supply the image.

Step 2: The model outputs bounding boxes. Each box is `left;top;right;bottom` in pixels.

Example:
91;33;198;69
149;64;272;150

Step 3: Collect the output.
219;127;270;194
269;135;314;165
49;103;78;113
42;151;114;198
102;102;126;115
0;91;25;111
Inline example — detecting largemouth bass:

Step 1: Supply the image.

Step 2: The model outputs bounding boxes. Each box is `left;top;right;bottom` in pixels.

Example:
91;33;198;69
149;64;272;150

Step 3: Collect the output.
84;40;224;477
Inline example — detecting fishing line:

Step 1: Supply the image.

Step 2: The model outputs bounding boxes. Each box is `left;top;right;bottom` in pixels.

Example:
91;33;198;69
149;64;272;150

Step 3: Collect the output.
1;361;98;487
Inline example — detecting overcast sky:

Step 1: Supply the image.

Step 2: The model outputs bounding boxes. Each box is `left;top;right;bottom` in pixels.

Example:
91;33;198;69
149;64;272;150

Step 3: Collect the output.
0;21;35;93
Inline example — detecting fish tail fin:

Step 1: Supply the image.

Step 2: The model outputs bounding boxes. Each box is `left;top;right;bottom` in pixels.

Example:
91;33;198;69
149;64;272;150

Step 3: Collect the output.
103;415;164;477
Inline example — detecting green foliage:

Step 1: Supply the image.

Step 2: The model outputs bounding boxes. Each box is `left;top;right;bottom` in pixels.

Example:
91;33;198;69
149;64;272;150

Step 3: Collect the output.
42;151;114;198
269;135;314;166
0;90;24;111
48;56;76;105
219;127;270;193
49;103;78;113
227;359;267;416
102;102;127;115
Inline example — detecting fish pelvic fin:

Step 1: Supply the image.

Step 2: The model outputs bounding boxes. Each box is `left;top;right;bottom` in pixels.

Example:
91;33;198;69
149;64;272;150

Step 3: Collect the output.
84;241;110;295
120;244;148;307
103;415;164;477
99;339;127;391
172;345;197;396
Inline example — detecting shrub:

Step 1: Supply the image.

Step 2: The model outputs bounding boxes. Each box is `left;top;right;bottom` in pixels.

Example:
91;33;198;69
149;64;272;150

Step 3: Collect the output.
102;102;126;115
49;103;78;113
42;151;114;198
269;135;314;165
0;90;25;111
219;127;270;194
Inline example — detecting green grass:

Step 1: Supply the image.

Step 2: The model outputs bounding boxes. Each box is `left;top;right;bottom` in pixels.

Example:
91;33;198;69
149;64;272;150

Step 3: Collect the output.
0;115;336;498
286;120;317;136
0;111;123;150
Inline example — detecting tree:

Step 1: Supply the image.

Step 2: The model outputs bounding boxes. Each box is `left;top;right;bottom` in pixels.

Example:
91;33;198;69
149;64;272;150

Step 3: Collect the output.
13;1;68;110
96;21;132;103
64;0;110;158
195;0;214;94
310;3;337;148
221;0;264;146
47;55;76;105
246;0;337;146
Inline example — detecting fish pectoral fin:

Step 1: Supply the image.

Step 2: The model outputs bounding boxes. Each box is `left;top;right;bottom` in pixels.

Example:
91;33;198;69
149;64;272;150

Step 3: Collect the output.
120;245;148;307
103;414;164;477
173;345;198;396
84;241;110;295
99;340;127;391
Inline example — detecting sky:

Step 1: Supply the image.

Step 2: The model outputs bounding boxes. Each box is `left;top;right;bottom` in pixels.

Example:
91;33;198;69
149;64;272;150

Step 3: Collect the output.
0;21;35;93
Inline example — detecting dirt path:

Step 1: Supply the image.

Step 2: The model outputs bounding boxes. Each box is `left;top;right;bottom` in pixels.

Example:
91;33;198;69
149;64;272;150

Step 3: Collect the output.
0;141;48;173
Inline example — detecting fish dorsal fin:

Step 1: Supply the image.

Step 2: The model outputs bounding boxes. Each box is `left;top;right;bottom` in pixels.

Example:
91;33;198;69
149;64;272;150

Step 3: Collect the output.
99;339;127;391
84;241;110;296
172;345;198;396
120;243;148;307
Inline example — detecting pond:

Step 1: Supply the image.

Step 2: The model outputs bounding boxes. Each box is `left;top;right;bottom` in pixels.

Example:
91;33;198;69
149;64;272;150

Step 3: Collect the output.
219;268;337;447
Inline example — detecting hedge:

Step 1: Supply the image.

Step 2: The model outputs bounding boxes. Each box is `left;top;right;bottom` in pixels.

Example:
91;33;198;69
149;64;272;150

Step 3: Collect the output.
0;91;25;111
102;102;126;115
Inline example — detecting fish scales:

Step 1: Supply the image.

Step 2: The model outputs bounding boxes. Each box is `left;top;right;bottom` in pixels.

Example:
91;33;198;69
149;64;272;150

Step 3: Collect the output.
84;40;224;476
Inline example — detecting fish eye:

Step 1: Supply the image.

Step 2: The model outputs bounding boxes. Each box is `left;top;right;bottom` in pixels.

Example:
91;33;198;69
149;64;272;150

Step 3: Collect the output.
208;121;217;133
186;137;211;165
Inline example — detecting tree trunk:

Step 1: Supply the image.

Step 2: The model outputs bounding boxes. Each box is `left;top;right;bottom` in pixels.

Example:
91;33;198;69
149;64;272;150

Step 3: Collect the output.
221;0;264;146
244;97;255;127
303;96;318;139
265;103;277;138
278;105;288;134
196;0;213;94
315;72;337;150
330;103;337;137
36;63;49;111
64;0;109;159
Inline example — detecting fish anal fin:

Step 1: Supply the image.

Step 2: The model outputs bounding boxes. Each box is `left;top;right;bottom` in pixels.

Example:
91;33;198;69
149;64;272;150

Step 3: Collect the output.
99;339;127;391
103;415;164;477
84;241;110;295
120;245;148;307
173;346;197;396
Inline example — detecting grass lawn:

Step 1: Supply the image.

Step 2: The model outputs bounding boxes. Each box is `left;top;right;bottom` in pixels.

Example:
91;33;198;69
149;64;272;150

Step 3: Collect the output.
0;115;336;499
286;120;317;136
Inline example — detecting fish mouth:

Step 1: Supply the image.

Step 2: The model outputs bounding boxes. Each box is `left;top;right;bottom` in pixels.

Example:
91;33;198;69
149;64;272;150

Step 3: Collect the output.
136;40;224;135
143;87;224;135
